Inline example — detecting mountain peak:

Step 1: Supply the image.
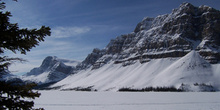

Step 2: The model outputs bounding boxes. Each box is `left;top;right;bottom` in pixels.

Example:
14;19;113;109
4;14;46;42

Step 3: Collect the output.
174;2;219;16
22;56;76;84
44;56;58;61
179;2;194;8
171;2;196;16
179;2;194;10
40;56;59;70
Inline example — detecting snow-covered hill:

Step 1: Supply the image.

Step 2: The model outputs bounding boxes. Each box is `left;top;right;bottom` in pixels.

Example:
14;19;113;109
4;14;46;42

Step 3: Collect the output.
21;56;80;84
51;51;219;91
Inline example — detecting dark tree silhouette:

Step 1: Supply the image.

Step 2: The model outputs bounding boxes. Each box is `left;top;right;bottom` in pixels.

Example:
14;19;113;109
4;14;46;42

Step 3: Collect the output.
0;1;51;109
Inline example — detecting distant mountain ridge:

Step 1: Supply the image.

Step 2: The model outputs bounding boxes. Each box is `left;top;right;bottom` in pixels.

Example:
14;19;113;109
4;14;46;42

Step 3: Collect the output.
21;56;80;84
21;3;220;91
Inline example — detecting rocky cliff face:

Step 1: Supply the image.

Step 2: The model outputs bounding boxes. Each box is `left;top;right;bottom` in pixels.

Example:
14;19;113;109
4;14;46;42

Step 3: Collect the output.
80;2;220;70
76;48;106;70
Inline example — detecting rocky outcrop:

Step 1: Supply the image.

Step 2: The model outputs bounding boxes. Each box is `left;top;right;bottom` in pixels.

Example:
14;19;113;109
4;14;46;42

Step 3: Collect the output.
76;48;106;70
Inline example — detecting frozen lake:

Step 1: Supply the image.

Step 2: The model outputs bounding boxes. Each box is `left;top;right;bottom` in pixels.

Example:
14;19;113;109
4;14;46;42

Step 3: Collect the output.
34;91;220;110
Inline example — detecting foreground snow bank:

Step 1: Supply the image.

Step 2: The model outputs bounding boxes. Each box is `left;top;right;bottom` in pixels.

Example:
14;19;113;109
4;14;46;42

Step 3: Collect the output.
34;91;220;110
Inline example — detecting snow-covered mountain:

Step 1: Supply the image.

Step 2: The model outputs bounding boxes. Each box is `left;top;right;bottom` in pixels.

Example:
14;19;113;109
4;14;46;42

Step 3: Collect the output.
49;3;220;91
17;3;220;91
69;2;220;72
21;56;80;84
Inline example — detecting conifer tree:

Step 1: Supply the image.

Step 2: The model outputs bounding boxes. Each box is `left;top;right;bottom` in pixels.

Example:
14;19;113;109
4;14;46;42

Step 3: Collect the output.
0;1;51;109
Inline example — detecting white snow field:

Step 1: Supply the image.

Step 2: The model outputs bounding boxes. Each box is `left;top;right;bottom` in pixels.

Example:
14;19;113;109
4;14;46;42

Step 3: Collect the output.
34;91;220;110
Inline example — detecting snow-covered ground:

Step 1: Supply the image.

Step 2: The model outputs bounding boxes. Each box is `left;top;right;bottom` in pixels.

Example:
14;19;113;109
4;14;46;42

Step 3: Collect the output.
34;91;220;110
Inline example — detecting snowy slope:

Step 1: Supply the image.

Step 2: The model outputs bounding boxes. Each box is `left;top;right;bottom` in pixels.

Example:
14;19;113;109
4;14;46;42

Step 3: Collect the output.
51;51;219;91
152;51;213;86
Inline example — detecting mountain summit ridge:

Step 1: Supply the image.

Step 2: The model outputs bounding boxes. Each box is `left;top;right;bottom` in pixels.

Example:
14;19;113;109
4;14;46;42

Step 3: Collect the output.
22;56;80;84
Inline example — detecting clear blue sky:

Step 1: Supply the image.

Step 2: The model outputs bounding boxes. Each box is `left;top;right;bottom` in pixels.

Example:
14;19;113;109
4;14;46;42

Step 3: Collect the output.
3;0;220;75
